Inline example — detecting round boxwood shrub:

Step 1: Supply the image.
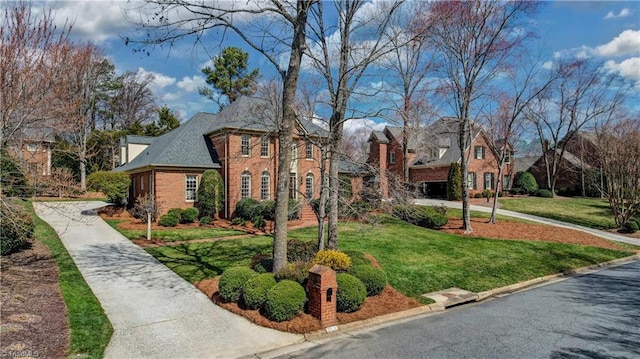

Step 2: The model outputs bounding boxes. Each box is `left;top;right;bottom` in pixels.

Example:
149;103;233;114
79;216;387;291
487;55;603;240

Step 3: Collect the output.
623;220;639;234
336;273;367;313
348;265;387;296
243;273;277;310
264;280;307;322
534;189;553;198
218;267;258;303
199;216;212;226
287;239;317;263
158;214;179;227
167;208;183;218
86;171;131;206
314;249;352;272
180;207;199;223
514;171;538;194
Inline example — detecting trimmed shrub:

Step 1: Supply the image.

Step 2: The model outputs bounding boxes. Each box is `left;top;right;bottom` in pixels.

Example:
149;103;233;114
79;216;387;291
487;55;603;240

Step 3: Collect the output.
314;249;352;272
342;250;370;266
231;217;247;226
235;198;260;219
534;189;553;198
199;216;212;226
86;171;131;206
167;208;183;218
274;261;313;285
197;170;225;218
180;207;199;223
252;215;266;230
473;192;483;198
348;265;387;296
287;239;317;263
446;162;462;201
218;267;258;303
158;214;179;227
243;273;277;310
251;253;273;273
264;280;307;322
336;273;367;313
514;171;538;194
259;200;277;221
623;220;639;234
509;187;524;195
0;199;34;255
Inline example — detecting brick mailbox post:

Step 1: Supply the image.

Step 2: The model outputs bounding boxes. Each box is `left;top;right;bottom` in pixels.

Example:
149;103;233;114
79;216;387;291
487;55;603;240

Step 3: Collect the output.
307;264;337;328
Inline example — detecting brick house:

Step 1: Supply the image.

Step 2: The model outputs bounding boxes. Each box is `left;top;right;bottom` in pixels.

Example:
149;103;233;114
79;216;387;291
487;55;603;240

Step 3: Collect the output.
367;118;515;198
526;131;599;194
5;127;54;181
115;96;329;218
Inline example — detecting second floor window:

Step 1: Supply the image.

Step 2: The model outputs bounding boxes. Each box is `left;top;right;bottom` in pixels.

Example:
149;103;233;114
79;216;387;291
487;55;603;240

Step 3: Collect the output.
389;152;396;164
474;146;486;159
261;172;270;200
305;141;313;159
241;135;251;156
260;136;269;157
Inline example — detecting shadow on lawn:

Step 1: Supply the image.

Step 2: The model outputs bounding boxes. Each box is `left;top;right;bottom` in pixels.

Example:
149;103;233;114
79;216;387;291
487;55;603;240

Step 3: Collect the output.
549;262;640;359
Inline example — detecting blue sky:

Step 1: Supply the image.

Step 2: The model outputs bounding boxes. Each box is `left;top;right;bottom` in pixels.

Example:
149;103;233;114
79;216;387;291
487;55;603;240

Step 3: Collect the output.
20;1;640;133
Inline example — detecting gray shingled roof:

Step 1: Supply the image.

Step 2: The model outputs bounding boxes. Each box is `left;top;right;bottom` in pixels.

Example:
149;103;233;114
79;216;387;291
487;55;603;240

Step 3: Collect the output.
115;96;329;173
369;131;389;144
114;112;221;172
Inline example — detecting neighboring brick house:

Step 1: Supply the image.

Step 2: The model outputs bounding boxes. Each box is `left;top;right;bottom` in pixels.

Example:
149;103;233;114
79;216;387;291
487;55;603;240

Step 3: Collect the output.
526;131;599;194
367;118;515;198
5;127;54;180
115;96;328;218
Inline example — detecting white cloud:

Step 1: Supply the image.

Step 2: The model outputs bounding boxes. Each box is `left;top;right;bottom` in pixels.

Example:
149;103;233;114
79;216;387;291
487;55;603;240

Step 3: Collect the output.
343;118;388;136
177;75;207;92
542;61;554;70
136;67;176;91
604;57;640;81
42;1;130;43
604;8;631;20
596;30;640;57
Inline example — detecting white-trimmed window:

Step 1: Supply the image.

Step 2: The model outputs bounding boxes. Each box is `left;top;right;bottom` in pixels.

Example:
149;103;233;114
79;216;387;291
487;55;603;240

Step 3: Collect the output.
185;175;198;201
260;136;269;157
261;171;270;200
474;146;486;159
27;143;38;152
241;171;251;199
504;151;512;164
289;173;297;199
241;134;251;156
305;141;313;159
389;151;396;164
140;175;144;190
467;172;476;190
305;173;314;199
291;144;298;160
503;175;512;190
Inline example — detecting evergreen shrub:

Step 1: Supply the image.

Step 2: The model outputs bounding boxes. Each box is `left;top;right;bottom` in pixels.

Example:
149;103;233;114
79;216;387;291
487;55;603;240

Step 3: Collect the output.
336;273;367;313
264;280;307;322
243;273;277;310
218;267;258;303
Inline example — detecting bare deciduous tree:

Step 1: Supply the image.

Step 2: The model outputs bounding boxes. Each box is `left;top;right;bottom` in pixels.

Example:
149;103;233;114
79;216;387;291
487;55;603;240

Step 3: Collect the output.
416;0;539;233
127;0;317;272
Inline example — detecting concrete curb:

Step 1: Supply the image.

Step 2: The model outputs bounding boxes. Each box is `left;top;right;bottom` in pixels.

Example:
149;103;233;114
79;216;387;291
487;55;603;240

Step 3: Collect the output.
302;254;640;342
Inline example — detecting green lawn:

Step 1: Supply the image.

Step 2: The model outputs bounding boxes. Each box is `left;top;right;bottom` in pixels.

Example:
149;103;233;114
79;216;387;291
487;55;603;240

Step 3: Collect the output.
147;216;632;300
145;236;273;283
499;197;617;229
28;203;113;359
105;219;245;241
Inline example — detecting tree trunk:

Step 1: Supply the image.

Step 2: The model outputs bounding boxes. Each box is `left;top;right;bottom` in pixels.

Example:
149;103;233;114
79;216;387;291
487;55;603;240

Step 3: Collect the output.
459;119;472;233
327;119;343;249
272;1;310;273
490;161;504;224
316;146;328;251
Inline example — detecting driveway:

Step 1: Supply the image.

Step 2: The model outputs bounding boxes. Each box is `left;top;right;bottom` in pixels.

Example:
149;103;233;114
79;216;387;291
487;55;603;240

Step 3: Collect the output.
34;201;303;359
415;198;640;246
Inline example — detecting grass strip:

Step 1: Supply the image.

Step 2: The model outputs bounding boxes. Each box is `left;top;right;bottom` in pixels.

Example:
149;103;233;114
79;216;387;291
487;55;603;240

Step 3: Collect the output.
105;219;245;241
28;202;113;359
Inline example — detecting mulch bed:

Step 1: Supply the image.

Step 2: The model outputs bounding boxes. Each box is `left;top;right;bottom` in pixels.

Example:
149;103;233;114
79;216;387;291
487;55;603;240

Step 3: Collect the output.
0;240;69;359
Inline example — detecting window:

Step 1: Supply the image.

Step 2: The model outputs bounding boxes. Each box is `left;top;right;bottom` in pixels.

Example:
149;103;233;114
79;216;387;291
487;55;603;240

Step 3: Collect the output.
241;135;251;156
430;148;438;159
140;175;144;190
305;173;314;199
261;172;270;200
185;175;198;201
260;136;269;157
504;151;511;164
503;175;512;191
291;144;298;160
474;146;485;159
241;172;251;199
305;141;313;159
27;143;38;152
289;173;297;199
149;174;153;195
467;172;476;190
389;151;396;164
483;172;495;190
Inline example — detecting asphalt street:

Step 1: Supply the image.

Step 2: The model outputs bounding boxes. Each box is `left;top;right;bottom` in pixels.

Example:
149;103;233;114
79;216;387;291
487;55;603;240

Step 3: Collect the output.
274;260;640;359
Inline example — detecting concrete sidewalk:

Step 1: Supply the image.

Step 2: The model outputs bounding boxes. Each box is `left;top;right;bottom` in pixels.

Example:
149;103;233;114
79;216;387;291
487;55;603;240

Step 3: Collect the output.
34;201;303;359
415;198;640;246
